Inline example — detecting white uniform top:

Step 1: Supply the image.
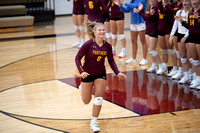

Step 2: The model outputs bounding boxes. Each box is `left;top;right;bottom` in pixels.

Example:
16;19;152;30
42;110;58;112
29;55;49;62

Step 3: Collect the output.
170;9;189;38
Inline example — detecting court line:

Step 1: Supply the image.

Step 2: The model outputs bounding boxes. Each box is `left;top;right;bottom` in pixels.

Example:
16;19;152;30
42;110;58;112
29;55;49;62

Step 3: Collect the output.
0;28;130;42
0;110;68;133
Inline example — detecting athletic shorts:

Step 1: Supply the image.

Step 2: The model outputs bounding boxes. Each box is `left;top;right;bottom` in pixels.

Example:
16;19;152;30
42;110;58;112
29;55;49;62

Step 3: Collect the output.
110;17;124;21
188;34;200;44
177;33;188;43
81;72;107;82
130;23;146;31
157;31;170;36
103;13;110;22
146;33;158;38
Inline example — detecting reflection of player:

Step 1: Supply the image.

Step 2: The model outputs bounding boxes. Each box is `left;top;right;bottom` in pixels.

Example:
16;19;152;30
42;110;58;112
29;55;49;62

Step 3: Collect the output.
132;70;149;115
176;84;184;110
147;73;160;114
167;81;178;112
158;76;169;113
182;85;192;110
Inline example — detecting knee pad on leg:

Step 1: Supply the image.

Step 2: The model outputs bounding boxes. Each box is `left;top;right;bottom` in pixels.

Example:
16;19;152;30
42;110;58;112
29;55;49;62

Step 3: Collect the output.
94;97;103;105
181;58;187;64
111;34;117;39
168;49;175;55
161;49;168;54
118;34;125;40
149;51;158;57
176;51;180;58
78;26;83;31
189;58;193;64
105;33;111;39
193;60;200;66
74;25;79;30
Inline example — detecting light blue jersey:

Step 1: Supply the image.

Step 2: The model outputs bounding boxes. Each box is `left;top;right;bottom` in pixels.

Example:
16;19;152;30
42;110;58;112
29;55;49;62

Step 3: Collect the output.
120;0;146;24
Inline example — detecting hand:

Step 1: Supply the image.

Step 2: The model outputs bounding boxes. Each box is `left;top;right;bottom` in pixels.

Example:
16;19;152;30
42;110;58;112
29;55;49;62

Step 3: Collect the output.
194;12;200;19
113;0;120;5
169;35;174;46
181;37;186;43
117;72;127;79
119;0;125;5
150;9;155;15
174;16;183;22
133;8;140;13
81;72;90;79
138;3;143;11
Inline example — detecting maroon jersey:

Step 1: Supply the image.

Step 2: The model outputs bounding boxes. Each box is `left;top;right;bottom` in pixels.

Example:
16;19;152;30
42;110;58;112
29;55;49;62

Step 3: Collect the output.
139;6;158;36
75;39;120;75
157;1;174;34
102;0;111;14
166;2;183;16
83;0;109;23
110;2;124;19
183;9;200;36
73;0;85;14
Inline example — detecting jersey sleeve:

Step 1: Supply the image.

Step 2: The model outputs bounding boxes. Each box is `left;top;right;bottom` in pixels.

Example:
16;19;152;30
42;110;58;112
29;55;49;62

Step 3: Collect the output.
107;44;120;75
75;41;89;74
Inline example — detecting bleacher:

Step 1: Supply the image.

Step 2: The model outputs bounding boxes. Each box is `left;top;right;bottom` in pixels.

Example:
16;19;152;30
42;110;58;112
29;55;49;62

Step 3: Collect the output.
0;0;55;33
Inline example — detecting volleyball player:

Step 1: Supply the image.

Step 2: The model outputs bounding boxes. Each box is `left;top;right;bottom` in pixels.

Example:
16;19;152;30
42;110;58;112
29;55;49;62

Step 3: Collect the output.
83;0;110;39
110;0;126;58
169;0;191;84
75;22;126;132
119;0;148;66
133;0;164;73
179;0;200;89
156;0;176;75
166;0;183;77
72;0;85;48
102;0;112;44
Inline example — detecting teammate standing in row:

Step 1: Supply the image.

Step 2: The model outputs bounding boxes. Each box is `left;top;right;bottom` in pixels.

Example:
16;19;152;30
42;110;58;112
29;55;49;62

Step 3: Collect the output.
119;0;148;65
72;0;86;48
111;0;127;58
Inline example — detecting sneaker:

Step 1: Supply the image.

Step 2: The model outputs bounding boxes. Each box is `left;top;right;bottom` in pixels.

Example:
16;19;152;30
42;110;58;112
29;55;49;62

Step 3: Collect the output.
147;63;157;73
190;78;200;88
125;58;137;64
77;43;83;48
90;123;100;132
191;77;196;85
118;49;126;58
73;42;80;47
139;58;148;65
197;85;200;90
172;69;183;80
179;73;191;84
167;67;178;77
156;64;167;75
113;51;116;56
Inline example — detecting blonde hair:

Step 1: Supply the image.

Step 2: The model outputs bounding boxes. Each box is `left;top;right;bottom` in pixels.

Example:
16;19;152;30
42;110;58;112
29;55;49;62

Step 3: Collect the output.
85;21;104;38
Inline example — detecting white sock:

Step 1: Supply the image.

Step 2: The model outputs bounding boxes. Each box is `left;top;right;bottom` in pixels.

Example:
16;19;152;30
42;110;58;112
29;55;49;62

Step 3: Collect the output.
91;117;97;124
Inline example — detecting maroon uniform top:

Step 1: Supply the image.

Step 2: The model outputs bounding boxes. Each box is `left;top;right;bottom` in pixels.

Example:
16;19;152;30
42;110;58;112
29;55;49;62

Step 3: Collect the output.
139;6;158;36
166;2;183;16
73;0;85;14
110;2;124;19
102;0;111;14
83;0;109;23
75;39;120;75
182;9;200;36
157;1;174;34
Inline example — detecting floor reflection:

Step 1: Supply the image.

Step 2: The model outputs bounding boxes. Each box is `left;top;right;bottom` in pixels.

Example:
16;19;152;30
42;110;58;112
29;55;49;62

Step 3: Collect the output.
59;70;200;115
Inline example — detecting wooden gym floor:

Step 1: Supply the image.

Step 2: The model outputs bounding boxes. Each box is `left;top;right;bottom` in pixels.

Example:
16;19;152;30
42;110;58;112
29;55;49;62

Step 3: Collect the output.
0;14;200;133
